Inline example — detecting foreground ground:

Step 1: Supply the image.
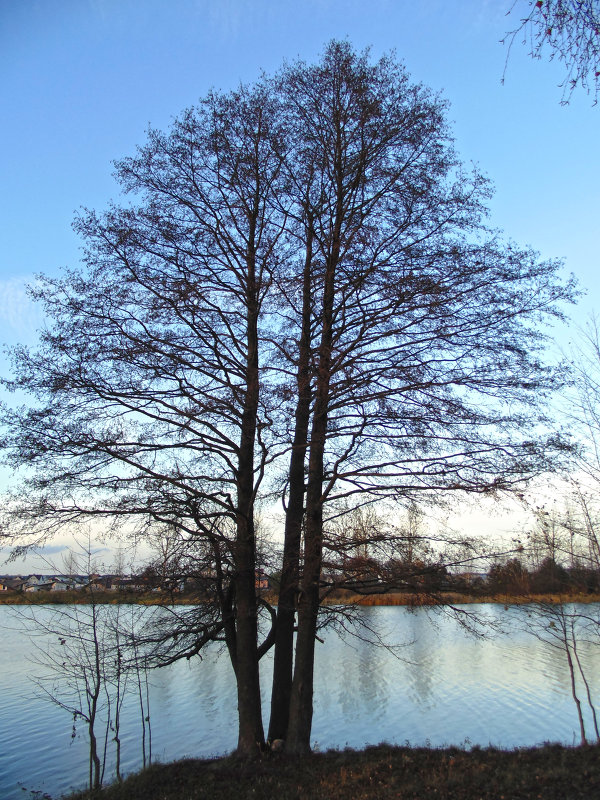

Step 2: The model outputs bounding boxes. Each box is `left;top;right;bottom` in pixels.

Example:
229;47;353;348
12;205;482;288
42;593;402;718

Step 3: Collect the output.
69;743;600;800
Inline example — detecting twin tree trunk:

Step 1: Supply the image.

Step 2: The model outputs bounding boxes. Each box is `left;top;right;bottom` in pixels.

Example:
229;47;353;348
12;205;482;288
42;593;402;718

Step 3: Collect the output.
268;227;313;743
268;69;349;750
285;234;338;754
271;216;340;753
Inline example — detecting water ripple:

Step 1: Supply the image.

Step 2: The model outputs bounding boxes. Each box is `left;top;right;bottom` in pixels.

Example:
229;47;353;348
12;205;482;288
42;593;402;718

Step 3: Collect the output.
2;604;600;799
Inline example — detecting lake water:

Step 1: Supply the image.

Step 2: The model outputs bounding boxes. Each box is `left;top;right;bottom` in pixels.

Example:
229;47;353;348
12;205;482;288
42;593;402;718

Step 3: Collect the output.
1;602;599;799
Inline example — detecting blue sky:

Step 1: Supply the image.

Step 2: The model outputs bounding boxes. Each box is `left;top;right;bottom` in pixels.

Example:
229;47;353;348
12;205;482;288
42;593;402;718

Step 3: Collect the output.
0;0;598;570
2;0;597;344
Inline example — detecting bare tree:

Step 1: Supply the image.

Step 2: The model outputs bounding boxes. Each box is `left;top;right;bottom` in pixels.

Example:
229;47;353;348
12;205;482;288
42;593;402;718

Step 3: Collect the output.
523;599;600;744
522;322;600;739
0;81;288;755
0;41;574;760
267;41;574;753
11;541;149;791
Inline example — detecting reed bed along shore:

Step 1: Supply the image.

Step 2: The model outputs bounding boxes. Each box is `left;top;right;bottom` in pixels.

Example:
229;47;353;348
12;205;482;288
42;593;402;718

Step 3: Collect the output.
3;589;600;606
337;590;600;606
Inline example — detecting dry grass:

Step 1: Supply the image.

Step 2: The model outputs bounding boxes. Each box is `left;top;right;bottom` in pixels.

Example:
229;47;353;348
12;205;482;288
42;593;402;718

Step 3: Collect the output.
68;742;600;800
321;590;600;607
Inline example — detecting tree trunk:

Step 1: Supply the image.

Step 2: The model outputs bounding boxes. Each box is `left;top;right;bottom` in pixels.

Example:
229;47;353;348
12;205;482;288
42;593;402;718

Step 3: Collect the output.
233;246;265;756
286;231;337;754
233;515;264;755
268;225;313;743
284;466;324;754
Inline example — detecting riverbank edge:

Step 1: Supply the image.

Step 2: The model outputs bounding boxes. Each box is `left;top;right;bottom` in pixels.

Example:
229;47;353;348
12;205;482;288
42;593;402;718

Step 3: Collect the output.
66;742;600;800
2;589;600;606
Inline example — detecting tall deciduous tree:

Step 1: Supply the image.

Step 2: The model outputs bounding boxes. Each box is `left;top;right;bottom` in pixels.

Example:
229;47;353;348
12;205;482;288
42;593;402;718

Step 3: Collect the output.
1;83;287;756
1;41;574;758
268;41;574;753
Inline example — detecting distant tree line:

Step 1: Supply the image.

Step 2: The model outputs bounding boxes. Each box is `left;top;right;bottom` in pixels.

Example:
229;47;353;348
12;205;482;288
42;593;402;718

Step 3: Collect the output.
484;556;600;595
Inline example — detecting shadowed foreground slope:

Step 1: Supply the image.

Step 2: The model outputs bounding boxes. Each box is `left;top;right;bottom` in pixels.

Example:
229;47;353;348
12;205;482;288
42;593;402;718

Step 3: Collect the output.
68;743;600;800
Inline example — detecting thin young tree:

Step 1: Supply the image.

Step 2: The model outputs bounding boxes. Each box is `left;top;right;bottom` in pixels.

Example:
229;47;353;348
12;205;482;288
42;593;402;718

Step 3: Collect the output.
14;547;122;792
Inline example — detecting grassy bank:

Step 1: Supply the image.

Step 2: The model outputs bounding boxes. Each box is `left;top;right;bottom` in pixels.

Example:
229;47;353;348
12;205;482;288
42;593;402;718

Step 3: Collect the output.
68;743;600;800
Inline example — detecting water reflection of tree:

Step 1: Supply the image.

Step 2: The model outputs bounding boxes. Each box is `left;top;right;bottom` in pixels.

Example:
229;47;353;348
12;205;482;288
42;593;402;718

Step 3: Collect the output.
524;602;600;744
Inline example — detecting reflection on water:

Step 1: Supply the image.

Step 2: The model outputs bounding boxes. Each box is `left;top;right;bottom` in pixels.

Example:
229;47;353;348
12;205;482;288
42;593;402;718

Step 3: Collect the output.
1;603;599;799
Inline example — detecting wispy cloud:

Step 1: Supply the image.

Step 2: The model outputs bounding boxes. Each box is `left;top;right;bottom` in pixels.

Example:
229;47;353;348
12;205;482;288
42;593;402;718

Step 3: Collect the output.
203;0;249;40
1;542;113;574
0;277;43;343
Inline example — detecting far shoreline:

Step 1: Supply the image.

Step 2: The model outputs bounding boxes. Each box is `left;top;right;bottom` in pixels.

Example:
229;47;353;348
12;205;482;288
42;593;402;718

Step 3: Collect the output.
2;589;600;606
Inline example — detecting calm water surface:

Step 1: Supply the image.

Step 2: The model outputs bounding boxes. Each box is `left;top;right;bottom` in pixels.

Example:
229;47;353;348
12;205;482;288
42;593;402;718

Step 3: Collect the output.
1;603;599;799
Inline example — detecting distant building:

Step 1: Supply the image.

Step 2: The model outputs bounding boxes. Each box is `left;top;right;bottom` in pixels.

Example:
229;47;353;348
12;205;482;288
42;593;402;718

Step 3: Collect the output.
0;577;26;592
